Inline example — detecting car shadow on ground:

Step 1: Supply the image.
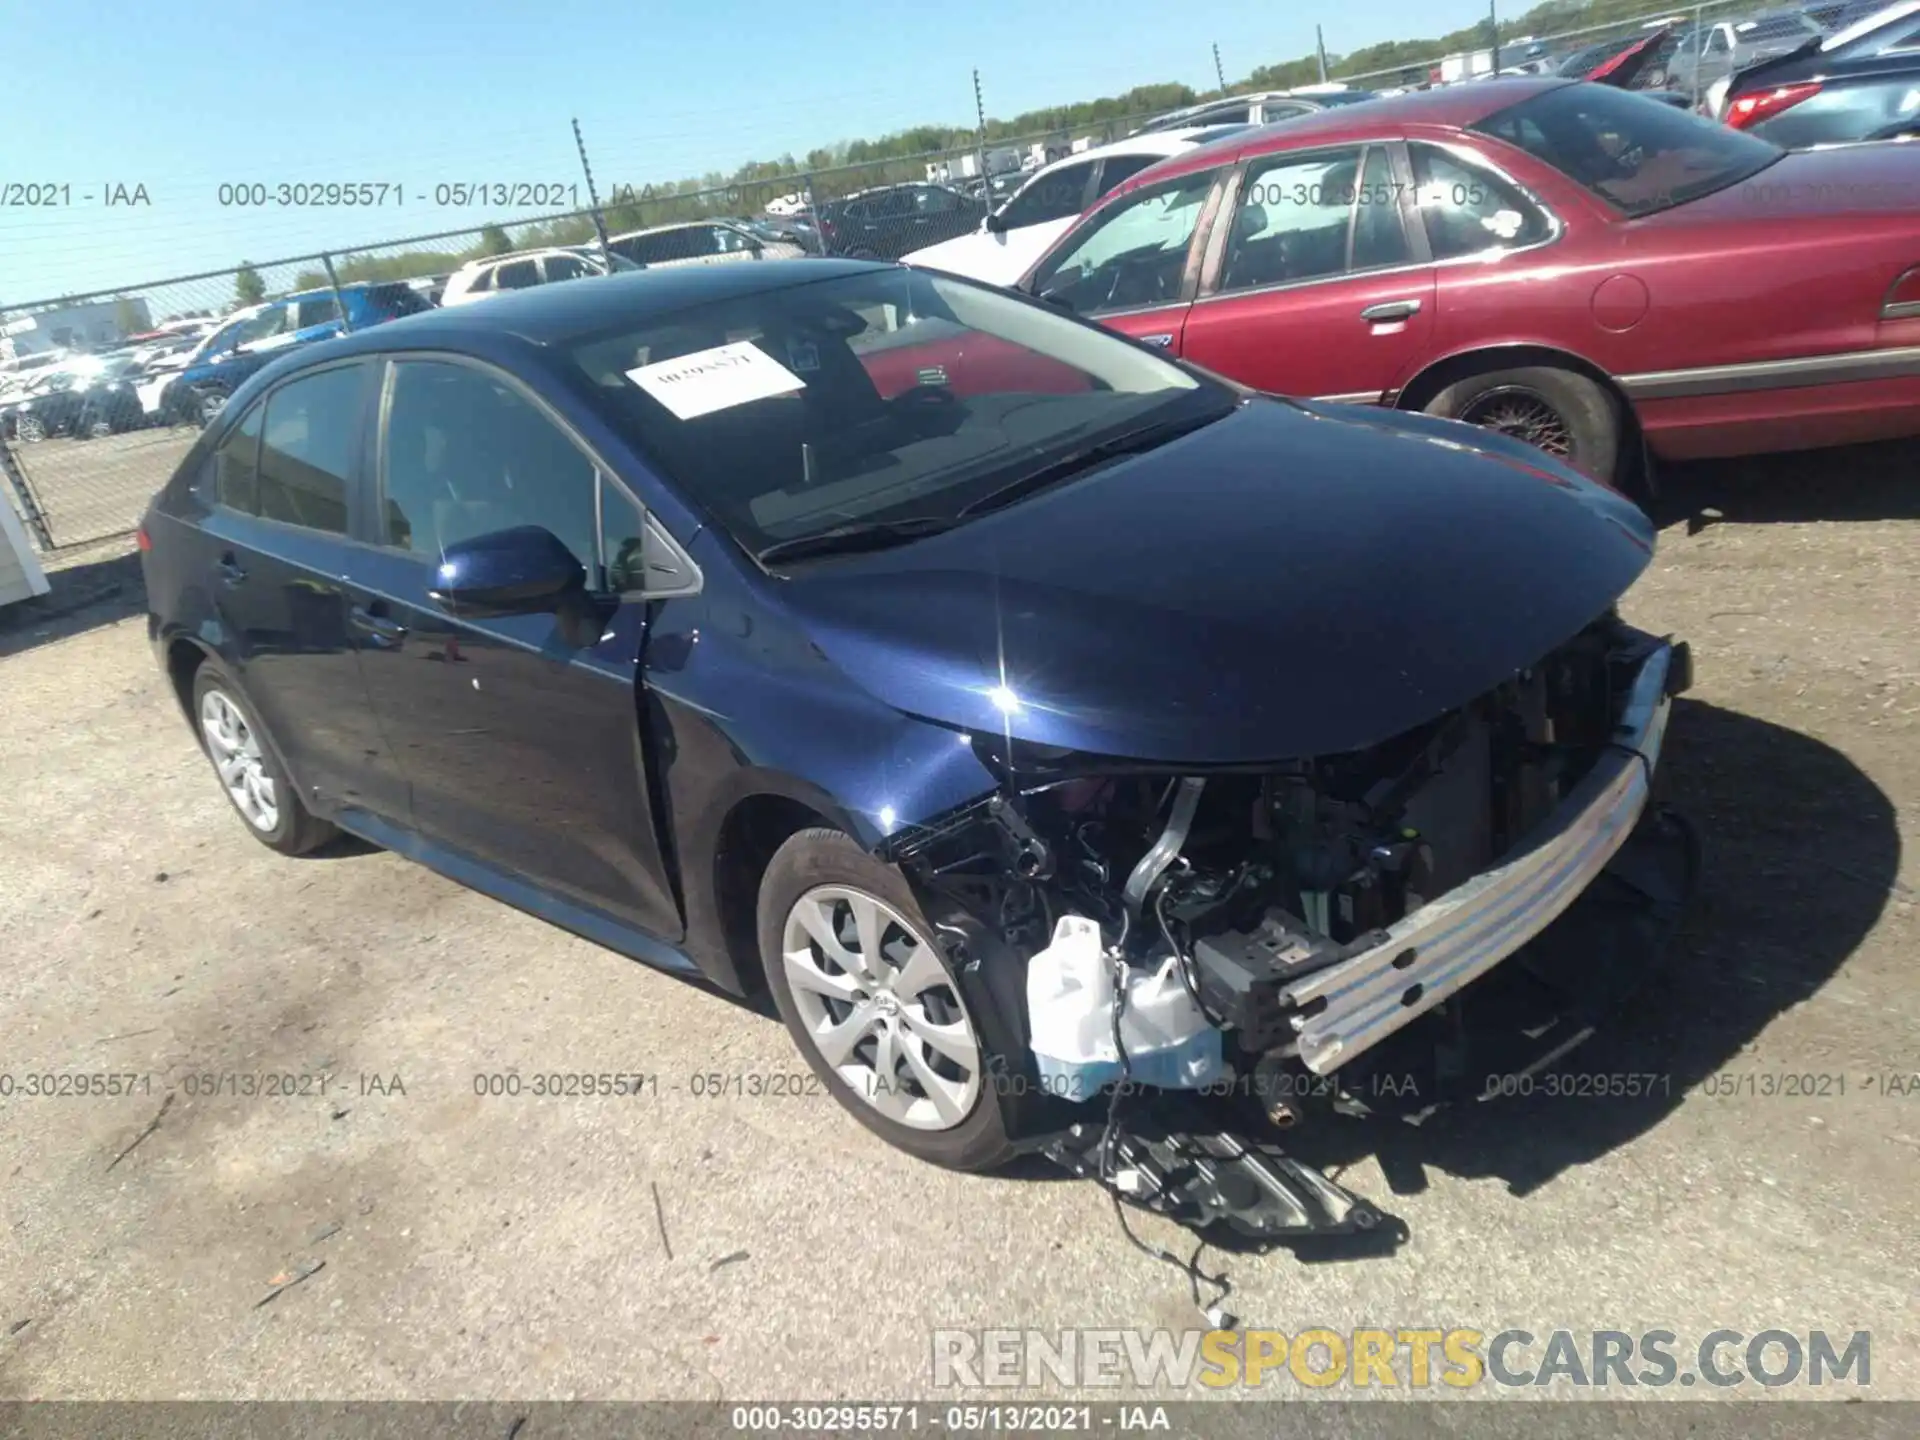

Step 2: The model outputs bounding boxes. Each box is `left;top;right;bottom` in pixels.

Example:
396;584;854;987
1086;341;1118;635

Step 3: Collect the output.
1279;696;1899;1217
1652;436;1920;531
0;546;145;659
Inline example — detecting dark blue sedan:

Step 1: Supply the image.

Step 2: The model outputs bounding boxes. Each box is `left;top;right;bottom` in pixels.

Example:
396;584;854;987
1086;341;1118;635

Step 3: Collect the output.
140;260;1691;1173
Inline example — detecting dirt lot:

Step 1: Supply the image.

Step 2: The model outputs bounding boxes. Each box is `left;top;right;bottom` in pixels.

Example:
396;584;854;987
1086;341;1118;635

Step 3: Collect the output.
0;442;1916;1405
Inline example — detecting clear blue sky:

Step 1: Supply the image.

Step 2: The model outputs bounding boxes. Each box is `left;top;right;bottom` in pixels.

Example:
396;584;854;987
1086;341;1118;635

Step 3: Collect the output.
2;0;1475;307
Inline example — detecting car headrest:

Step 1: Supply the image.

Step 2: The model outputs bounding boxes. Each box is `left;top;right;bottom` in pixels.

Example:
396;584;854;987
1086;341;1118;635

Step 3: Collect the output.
1236;203;1269;240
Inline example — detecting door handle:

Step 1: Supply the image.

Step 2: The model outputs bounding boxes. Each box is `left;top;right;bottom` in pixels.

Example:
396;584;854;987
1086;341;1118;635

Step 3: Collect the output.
1139;333;1175;348
1360;299;1422;324
350;603;408;646
216;552;247;585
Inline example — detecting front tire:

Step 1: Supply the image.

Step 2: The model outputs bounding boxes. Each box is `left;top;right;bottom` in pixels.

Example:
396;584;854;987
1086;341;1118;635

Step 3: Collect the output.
758;828;1016;1170
1424;365;1620;483
194;387;230;428
191;663;338;856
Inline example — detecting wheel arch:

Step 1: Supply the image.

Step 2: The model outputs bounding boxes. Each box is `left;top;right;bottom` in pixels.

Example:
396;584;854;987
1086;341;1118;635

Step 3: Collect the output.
1393;342;1651;494
691;780;855;998
164;633;216;725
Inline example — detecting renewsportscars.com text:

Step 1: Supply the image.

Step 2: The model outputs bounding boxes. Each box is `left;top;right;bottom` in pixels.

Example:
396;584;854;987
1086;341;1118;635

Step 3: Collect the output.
931;1327;1872;1391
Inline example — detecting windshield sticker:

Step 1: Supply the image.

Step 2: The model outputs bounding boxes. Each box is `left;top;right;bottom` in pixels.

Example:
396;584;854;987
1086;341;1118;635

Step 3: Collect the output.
626;341;805;420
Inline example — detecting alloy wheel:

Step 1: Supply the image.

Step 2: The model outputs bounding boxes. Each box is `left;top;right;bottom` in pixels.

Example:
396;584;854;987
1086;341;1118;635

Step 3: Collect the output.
199;688;279;833
197;391;226;425
1457;385;1576;460
781;885;983;1131
17;415;45;443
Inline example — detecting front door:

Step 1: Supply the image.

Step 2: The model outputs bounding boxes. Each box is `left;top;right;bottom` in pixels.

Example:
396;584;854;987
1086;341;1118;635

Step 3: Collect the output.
346;357;682;939
1025;166;1226;356
1179;143;1436;404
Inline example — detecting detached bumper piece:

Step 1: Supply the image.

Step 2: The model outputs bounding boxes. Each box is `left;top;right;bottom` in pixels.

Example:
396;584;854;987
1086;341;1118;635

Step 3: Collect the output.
1043;1118;1391;1242
1282;640;1678;1076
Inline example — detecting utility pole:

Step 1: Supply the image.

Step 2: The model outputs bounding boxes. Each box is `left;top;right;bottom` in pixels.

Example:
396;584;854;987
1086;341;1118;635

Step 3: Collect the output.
1212;42;1226;91
1316;26;1330;84
1488;0;1500;74
972;69;989;194
1692;0;1706;109
571;118;615;270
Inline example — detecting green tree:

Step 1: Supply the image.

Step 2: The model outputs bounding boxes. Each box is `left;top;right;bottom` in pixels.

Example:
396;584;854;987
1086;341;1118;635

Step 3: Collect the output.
234;264;266;306
477;224;514;256
112;296;148;337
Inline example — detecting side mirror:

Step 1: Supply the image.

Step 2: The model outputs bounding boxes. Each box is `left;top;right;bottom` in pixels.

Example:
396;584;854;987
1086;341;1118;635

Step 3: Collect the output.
429;525;586;617
984;211;1007;235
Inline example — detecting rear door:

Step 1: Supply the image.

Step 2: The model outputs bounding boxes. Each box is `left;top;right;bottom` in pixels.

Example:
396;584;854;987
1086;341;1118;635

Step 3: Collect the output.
1025;166;1227;354
1179;142;1436;402
186;361;406;818
344;356;683;938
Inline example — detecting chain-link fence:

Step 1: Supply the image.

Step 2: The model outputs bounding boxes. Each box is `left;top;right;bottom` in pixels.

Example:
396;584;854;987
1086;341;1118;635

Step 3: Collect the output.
0;0;1816;555
0;119;1174;554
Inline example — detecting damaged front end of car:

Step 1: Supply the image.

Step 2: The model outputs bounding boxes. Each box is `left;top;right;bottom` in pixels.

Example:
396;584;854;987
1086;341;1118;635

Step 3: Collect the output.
879;612;1697;1240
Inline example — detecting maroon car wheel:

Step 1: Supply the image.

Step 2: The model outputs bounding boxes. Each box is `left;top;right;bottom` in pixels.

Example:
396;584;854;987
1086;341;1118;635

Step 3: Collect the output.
1424;366;1621;484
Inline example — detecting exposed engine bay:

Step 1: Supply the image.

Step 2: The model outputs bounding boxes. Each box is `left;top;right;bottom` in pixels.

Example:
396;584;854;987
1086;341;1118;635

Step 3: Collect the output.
886;612;1693;1136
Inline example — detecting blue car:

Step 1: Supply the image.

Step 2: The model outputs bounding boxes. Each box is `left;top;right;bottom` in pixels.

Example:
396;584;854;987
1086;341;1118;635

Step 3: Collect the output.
139;262;1693;1184
166;281;429;425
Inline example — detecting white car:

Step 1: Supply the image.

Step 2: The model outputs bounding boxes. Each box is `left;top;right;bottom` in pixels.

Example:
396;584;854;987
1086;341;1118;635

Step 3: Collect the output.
440;246;636;307
607;219;806;267
898;130;1232;288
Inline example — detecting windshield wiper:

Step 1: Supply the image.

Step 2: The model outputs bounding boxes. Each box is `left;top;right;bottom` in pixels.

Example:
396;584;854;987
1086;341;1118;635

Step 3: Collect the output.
756;514;957;565
956;410;1224;520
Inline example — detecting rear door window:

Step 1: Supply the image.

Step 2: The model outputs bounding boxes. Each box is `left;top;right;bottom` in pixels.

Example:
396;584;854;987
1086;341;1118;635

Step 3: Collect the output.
542;254;589;281
494;259;540;290
208;401;264;512
999;161;1098;228
295;296;341;329
255;364;368;534
1223;147;1367;291
1092;154;1162;196
1408;143;1552;258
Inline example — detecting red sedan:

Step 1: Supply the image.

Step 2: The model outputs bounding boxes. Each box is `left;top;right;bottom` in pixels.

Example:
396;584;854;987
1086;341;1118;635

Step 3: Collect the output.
1015;80;1920;483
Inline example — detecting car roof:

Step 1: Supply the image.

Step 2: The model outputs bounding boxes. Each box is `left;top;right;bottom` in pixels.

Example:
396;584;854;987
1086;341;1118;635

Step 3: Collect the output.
292;259;891;359
1111;78;1570;195
607;219;744;241
450;247;587;274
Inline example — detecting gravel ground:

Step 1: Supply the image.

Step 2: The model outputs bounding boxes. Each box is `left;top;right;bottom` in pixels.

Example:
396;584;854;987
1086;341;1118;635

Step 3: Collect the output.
0;442;1915;1405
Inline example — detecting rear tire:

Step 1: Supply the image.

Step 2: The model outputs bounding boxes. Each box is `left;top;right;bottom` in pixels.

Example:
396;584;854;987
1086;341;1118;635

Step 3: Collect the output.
1424;365;1621;484
191;663;338;856
758;828;1017;1171
194;387;230;429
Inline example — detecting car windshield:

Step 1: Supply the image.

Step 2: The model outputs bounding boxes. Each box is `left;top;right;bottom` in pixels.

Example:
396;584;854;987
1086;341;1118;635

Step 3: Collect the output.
564;267;1234;558
1472;83;1782;217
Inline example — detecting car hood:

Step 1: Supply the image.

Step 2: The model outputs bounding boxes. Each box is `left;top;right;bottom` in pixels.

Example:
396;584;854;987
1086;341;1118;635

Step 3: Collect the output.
776;397;1655;764
901;225;1066;286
